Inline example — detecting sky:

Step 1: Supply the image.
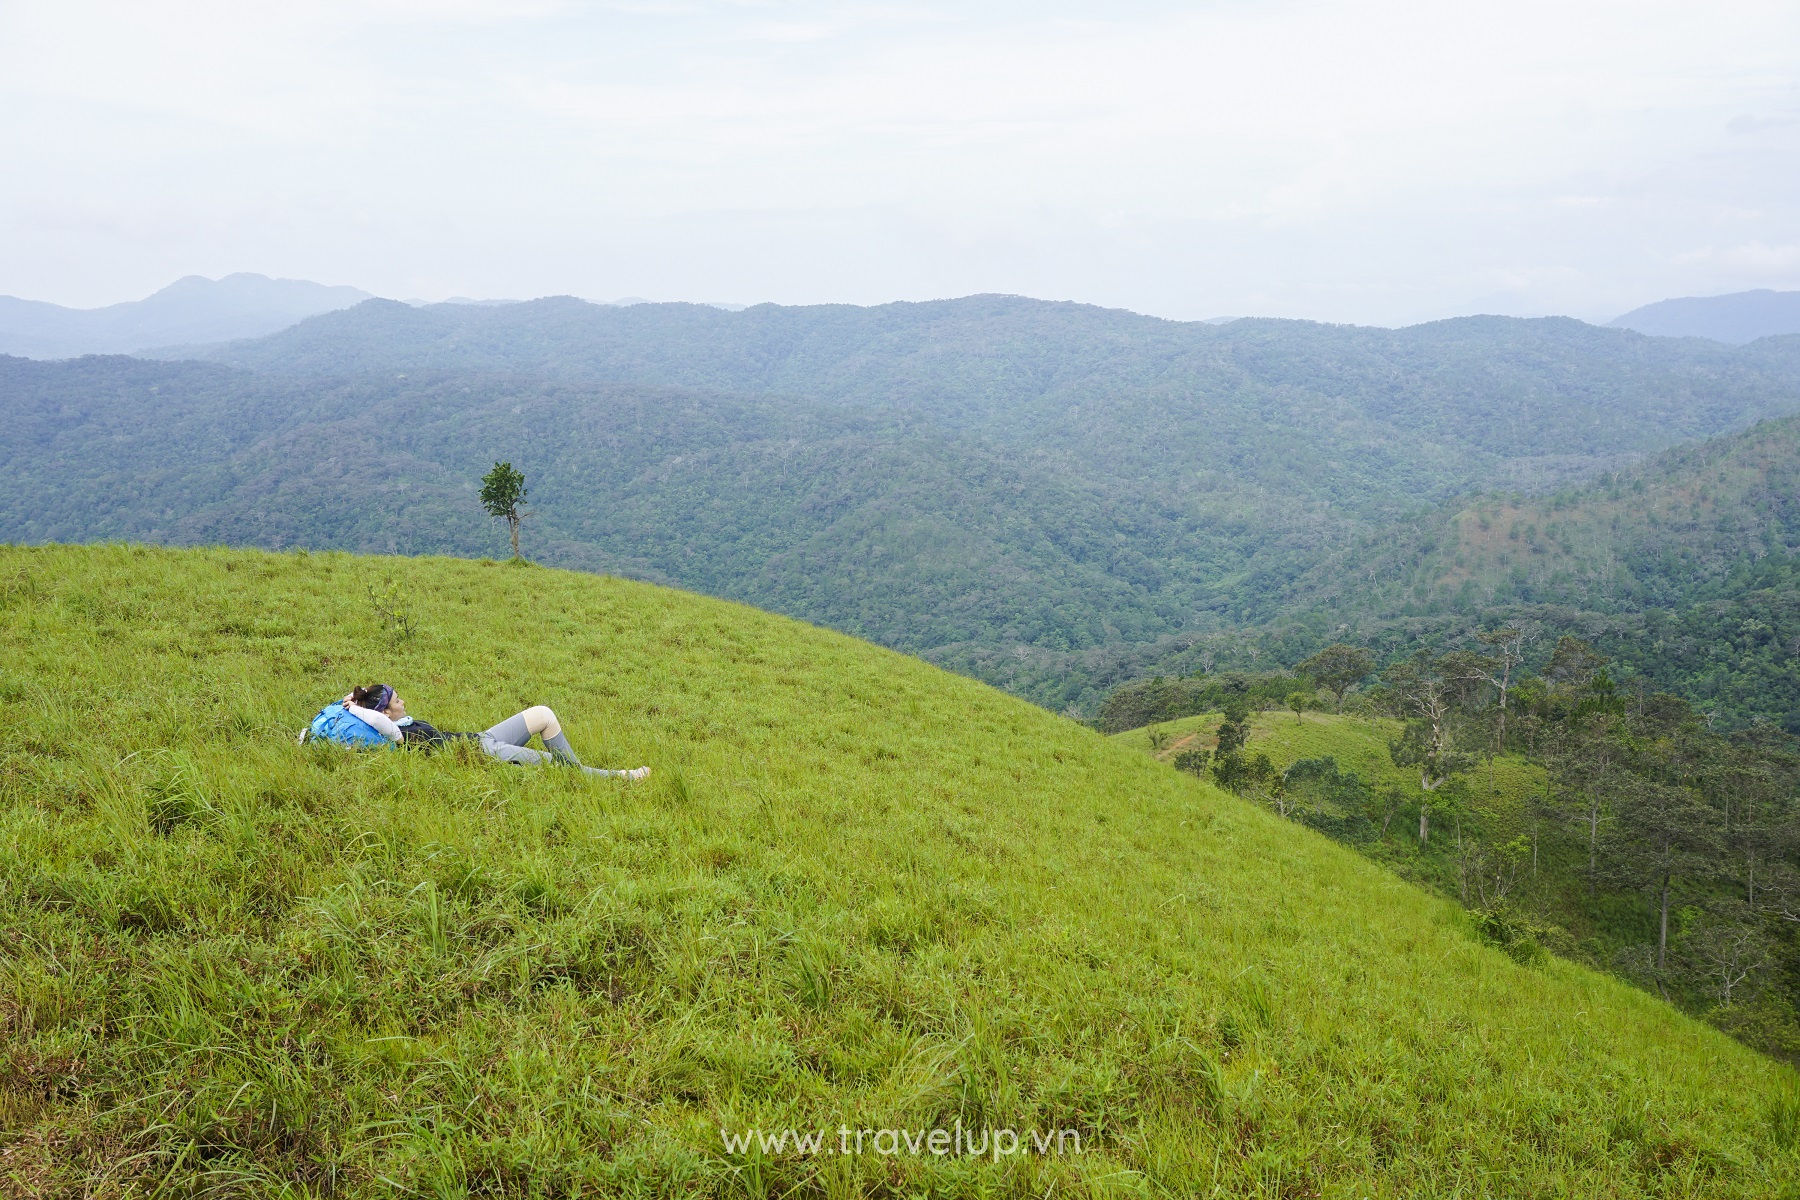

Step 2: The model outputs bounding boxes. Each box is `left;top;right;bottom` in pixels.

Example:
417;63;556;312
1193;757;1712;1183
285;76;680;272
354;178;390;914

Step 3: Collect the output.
3;0;1799;325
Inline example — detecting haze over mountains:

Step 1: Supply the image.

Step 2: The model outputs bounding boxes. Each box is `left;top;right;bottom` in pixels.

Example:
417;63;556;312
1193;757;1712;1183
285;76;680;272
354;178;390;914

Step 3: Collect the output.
0;273;375;359
8;273;1800;361
1608;288;1800;344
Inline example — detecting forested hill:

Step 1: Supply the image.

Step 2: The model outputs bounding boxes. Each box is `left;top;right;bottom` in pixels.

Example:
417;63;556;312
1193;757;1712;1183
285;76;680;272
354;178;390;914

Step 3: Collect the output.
8;298;1800;717
1071;415;1800;731
1294;413;1800;620
1349;415;1800;731
172;295;1800;493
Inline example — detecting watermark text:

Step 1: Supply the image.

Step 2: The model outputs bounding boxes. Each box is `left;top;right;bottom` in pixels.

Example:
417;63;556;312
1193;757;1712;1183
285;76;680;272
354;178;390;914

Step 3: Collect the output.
721;1122;1082;1161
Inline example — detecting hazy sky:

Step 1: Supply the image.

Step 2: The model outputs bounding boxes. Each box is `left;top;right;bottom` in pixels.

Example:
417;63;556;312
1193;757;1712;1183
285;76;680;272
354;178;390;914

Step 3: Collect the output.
4;0;1799;324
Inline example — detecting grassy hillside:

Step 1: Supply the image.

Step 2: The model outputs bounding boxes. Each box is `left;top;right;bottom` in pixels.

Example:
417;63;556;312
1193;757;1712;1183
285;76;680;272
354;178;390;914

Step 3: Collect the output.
2;545;1796;1196
1114;707;1800;1064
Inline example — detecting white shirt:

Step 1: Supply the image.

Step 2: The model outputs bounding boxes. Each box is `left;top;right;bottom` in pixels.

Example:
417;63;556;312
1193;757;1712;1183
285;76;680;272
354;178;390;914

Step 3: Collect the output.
345;703;403;742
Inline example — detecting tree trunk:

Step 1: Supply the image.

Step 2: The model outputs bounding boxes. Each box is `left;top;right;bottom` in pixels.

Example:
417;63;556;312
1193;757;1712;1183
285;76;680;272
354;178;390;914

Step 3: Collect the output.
1657;871;1671;972
509;518;520;559
1587;800;1599;897
1419;804;1429;848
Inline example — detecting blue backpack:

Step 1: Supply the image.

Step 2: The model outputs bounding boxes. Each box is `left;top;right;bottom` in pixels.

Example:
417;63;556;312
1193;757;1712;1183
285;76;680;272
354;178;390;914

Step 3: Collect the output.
303;702;394;749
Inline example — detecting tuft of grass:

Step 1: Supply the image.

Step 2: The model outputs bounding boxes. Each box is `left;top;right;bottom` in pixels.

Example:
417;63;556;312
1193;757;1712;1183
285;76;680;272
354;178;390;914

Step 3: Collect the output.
1771;1091;1800;1153
0;543;1795;1197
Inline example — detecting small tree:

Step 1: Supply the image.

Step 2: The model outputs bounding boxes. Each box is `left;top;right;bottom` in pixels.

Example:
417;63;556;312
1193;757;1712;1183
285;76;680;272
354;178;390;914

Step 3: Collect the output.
1209;700;1253;793
1214;699;1250;755
1546;635;1606;687
1214;749;1279;806
1286;690;1311;723
1385;655;1471;794
1172;747;1211;776
366;576;416;643
480;461;529;560
1545;709;1624;896
1385;654;1476;847
1681;907;1770;1006
1298;644;1375;713
1475;625;1532;752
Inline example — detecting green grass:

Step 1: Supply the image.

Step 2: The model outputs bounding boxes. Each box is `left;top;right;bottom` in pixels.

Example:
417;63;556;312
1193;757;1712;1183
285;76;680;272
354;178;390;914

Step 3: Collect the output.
1115;709;1544;807
1112;709;1800;1059
1113;710;1601;939
1116;708;1540;831
2;544;1797;1198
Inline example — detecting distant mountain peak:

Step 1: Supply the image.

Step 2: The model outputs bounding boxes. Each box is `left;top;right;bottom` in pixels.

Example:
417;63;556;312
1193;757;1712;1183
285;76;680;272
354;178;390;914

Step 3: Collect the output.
0;273;372;359
1607;288;1800;344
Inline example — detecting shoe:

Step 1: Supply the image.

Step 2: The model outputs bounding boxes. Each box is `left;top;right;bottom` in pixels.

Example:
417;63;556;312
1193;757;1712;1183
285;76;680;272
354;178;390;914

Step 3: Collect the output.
624;766;651;781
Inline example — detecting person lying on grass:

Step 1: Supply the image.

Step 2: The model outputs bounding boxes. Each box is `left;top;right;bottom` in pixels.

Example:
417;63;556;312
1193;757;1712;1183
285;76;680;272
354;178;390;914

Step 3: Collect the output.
308;684;649;780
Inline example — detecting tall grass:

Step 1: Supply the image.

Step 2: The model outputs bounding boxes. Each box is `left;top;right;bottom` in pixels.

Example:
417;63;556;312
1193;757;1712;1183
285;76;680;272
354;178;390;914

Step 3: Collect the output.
1;543;1796;1197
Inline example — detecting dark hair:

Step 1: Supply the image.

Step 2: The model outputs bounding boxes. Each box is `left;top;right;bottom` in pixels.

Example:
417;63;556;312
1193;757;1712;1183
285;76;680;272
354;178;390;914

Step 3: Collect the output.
351;684;394;712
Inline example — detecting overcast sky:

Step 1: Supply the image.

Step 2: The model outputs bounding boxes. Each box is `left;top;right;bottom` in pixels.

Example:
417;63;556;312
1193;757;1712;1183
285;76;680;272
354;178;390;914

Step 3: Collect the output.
4;0;1798;324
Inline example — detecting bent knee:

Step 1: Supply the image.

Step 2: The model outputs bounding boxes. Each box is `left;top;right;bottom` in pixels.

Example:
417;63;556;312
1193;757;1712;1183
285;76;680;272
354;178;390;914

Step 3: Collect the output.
523;705;559;735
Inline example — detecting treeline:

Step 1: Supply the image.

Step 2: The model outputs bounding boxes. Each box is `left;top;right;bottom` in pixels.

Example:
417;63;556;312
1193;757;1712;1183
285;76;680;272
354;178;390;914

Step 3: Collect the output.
1096;643;1374;733
1094;671;1302;733
1174;633;1800;1060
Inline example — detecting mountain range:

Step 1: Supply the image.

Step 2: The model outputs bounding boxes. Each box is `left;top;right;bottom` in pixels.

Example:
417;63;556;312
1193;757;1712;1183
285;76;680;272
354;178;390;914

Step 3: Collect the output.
5;292;1800;722
8;273;1797;360
1608;288;1800;344
0;273;370;358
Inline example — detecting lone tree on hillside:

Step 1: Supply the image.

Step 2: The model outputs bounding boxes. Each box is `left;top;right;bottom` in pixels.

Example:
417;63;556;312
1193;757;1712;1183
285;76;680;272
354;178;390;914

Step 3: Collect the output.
480;461;529;560
1298;644;1375;712
1384;653;1474;846
1474;625;1532;751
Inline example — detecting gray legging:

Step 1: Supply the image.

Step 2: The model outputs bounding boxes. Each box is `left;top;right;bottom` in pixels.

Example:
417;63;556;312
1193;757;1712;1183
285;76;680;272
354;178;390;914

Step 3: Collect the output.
475;709;643;778
477;710;558;766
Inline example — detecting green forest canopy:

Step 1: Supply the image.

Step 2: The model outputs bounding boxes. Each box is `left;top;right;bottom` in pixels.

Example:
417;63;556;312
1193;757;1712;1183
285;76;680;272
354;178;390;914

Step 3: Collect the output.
5;296;1800;720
